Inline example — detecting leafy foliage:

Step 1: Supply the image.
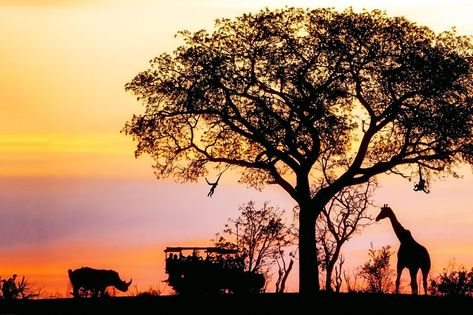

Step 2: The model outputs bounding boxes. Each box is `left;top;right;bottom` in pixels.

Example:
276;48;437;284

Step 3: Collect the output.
125;7;473;187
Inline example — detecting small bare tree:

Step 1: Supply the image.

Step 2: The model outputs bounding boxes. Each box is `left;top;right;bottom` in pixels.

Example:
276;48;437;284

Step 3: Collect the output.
274;248;296;293
316;178;377;291
344;268;364;293
214;201;297;292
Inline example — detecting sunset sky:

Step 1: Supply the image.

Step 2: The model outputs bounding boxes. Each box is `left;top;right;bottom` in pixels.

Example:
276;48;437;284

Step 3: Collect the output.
1;0;472;296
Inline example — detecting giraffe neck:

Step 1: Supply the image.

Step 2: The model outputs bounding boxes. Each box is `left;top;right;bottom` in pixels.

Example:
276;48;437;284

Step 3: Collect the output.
387;213;409;242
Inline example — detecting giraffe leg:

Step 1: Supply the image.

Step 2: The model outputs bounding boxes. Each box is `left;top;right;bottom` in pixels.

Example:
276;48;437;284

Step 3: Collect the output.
421;267;429;295
395;265;403;294
409;268;418;295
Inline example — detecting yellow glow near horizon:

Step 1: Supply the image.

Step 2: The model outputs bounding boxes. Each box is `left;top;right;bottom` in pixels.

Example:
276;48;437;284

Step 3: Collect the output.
0;134;129;154
0;133;156;178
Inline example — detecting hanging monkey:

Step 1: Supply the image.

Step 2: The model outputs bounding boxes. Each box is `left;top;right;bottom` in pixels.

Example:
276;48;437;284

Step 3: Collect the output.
413;165;430;194
205;166;229;197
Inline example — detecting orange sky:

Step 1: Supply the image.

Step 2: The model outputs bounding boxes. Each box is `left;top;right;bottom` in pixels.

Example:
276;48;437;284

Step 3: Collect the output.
0;0;472;296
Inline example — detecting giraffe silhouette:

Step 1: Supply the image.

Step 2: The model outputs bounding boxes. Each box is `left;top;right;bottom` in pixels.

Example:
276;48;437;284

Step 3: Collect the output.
375;204;431;295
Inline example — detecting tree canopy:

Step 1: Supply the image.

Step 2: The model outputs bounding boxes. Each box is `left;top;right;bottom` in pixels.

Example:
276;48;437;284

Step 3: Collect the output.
124;7;473;294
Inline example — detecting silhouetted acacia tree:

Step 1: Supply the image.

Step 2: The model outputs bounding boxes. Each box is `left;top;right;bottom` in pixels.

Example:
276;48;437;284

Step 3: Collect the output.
358;245;394;293
124;7;473;294
317;179;376;291
214;201;297;292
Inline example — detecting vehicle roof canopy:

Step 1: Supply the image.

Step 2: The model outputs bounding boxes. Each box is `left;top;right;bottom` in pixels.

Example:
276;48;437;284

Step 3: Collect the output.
164;246;239;255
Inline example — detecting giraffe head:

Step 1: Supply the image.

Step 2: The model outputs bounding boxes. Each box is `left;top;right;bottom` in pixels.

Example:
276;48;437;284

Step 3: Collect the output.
375;204;393;221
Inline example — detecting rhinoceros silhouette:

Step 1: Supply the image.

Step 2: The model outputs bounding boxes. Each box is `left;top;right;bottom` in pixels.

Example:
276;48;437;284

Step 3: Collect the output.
68;267;132;298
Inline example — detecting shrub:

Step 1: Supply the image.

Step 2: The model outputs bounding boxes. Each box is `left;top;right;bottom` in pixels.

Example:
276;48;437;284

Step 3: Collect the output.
1;274;40;300
430;264;473;296
357;245;394;293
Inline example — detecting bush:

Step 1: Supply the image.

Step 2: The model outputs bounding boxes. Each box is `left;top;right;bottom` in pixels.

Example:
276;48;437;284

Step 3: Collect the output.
1;274;40;300
127;285;162;297
430;264;473;297
357;245;394;293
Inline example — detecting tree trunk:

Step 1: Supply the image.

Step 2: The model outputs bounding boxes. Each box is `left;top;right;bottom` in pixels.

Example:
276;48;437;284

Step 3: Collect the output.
325;246;341;291
278;258;294;293
299;204;319;295
325;264;333;292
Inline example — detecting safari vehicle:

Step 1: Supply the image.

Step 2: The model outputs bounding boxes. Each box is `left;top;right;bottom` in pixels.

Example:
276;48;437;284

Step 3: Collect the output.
164;246;265;295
